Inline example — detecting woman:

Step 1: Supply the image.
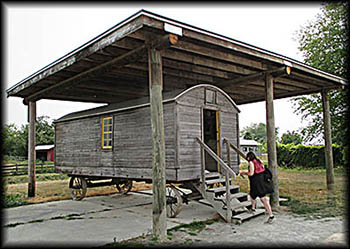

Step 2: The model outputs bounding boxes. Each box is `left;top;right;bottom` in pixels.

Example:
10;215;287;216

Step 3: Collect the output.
239;151;274;224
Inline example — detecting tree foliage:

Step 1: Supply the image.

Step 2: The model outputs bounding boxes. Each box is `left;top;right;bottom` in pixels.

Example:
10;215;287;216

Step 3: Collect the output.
240;122;279;144
280;130;303;145
292;2;348;145
277;143;345;168
2;116;55;158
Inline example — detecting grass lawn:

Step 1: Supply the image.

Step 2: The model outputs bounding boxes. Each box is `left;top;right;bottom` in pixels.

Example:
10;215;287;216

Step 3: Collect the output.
3;174;152;207
235;163;347;218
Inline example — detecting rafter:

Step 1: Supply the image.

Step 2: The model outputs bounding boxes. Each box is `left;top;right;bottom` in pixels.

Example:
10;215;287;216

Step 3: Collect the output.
24;34;178;104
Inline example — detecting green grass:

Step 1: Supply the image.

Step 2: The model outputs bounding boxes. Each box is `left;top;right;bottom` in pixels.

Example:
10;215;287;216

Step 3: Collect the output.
234;164;347;219
280;196;346;219
4;173;69;185
102;218;221;247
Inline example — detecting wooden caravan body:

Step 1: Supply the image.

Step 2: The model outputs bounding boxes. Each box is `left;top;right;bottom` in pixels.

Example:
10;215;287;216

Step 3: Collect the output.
54;84;240;183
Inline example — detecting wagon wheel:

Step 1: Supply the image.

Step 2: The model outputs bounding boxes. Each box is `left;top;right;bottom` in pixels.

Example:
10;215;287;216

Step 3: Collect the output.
69;177;87;201
116;179;133;194
166;185;183;218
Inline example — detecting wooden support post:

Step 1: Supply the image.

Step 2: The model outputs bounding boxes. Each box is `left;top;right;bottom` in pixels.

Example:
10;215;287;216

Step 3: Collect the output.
200;147;206;194
321;90;335;195
28;101;36;197
265;74;280;208
148;47;167;241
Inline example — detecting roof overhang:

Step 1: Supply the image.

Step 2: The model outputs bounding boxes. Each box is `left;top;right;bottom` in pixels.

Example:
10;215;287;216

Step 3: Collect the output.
6;9;347;106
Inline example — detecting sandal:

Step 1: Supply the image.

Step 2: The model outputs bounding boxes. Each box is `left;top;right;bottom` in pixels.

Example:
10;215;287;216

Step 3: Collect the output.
247;208;256;214
265;216;274;224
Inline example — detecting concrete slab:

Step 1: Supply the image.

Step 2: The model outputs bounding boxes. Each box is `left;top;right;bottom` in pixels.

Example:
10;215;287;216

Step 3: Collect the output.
3;191;218;247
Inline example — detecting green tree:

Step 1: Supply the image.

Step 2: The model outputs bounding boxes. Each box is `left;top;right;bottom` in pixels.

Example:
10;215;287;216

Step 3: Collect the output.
2;124;22;157
280;130;303;145
35;116;55;145
292;2;347;145
240;122;279;144
2;116;55;158
242;131;253;140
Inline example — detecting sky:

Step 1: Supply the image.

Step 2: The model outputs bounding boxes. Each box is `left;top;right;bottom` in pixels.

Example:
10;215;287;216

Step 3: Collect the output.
4;3;323;138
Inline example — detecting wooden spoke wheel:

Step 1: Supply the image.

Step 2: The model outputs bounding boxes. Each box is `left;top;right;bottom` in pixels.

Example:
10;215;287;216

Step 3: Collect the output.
166;185;183;218
116;179;133;194
69;177;87;201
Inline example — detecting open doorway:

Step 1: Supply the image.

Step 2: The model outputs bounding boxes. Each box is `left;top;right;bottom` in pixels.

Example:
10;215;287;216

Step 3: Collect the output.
203;109;220;172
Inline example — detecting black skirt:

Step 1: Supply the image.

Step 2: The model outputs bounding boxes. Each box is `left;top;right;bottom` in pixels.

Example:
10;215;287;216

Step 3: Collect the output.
248;171;274;199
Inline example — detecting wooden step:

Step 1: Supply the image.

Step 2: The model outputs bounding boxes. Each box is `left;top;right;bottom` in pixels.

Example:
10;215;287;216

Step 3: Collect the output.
232;208;265;222
204;172;221;180
197;199;212;207
205;178;226;185
223;200;252;210
207;185;239;194
214;192;248;201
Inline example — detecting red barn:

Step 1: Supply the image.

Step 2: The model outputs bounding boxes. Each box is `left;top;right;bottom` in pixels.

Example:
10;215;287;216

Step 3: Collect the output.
35;145;54;162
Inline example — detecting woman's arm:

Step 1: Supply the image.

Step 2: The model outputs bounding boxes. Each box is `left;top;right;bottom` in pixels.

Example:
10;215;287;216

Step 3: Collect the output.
240;161;255;176
247;161;255;177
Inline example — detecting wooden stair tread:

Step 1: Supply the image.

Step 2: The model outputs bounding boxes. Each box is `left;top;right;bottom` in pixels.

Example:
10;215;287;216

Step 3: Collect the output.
198;199;212;207
223;200;252;210
205;178;226;185
215;192;248;201
197;170;266;223
232;208;265;221
207;185;239;193
204;172;221;180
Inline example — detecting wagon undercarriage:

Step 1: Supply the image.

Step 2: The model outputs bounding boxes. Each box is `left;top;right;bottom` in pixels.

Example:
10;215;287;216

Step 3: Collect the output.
65;137;266;223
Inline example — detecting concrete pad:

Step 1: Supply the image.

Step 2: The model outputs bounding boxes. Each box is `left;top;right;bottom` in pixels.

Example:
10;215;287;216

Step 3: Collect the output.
324;232;347;245
3;191;218;247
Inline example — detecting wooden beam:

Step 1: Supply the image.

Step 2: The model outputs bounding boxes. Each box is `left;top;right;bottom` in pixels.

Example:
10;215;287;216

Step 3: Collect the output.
165;49;256;75
172;40;266;70
28;101;36;197
274;77;313;90
144;15;346;86
148;47;167;241
291;71;335;87
8;16;144;97
24;34;178;104
265;74;280;208
127;62;216;84
221;66;290;90
321;90;335;194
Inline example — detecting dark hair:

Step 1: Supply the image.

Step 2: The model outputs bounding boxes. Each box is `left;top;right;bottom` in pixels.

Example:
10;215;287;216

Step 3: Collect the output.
246;151;262;164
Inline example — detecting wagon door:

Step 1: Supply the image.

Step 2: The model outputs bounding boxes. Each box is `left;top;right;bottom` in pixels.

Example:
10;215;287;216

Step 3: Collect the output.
203;109;220;172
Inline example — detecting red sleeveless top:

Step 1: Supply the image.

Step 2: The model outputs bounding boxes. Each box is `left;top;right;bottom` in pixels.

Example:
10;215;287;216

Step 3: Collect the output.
252;159;265;174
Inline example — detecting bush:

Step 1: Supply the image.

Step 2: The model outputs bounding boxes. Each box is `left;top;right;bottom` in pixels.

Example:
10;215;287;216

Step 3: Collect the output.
277;144;344;168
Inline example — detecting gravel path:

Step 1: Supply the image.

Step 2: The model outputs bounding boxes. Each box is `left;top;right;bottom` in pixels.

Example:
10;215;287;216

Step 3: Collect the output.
124;208;348;247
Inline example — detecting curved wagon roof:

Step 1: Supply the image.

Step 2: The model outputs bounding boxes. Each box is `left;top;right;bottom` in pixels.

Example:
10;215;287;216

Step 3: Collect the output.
55;84;239;123
6;9;346;106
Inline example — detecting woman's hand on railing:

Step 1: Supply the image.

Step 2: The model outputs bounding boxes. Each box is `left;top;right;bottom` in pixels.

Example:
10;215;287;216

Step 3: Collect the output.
238;171;246;179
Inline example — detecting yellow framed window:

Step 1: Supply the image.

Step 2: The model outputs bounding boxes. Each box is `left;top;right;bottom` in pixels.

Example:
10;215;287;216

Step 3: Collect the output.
101;117;113;149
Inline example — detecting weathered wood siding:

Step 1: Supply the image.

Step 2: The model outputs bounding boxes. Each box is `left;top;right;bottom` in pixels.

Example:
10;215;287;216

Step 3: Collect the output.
55;85;239;182
55;102;177;181
220;107;240;173
175;86;240;180
112;103;177;178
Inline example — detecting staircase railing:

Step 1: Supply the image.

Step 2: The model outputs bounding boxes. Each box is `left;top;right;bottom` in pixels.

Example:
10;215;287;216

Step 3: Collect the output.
196;137;236;223
222;137;248;162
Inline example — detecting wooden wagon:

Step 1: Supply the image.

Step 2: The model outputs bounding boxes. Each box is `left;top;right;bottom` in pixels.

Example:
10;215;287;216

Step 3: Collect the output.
55;84;260;221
